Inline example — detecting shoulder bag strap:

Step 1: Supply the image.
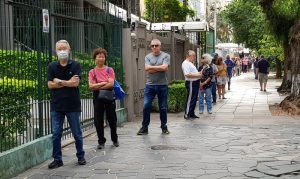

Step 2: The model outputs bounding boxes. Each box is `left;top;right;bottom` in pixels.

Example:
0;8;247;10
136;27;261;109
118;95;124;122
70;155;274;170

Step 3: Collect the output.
93;68;98;83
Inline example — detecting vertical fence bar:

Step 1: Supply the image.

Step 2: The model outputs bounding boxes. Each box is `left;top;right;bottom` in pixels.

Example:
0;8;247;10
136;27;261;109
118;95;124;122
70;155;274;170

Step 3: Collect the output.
36;5;43;138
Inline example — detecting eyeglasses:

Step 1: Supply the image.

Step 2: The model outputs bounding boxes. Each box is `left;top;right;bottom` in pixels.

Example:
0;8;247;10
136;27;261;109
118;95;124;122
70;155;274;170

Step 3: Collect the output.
151;44;159;48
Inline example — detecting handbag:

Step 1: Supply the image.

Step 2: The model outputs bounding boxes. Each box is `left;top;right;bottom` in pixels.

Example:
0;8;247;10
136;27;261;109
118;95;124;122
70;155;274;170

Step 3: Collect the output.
106;67;126;100
93;69;115;102
97;89;115;101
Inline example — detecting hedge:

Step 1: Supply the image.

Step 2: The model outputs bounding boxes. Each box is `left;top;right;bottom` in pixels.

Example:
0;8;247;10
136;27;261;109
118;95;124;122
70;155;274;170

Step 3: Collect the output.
0;77;36;151
152;80;186;112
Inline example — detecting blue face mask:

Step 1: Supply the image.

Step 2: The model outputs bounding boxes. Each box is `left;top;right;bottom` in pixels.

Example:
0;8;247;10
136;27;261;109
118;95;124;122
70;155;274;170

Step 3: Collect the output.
57;50;69;60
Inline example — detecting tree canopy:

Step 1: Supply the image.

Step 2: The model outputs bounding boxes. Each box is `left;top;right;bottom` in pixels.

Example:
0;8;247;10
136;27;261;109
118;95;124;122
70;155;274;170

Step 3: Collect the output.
220;0;266;50
258;34;284;61
260;0;300;44
144;0;195;22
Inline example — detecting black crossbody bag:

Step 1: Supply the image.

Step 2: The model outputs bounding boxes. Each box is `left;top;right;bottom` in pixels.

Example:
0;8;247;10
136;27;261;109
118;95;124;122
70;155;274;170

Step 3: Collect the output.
93;69;115;102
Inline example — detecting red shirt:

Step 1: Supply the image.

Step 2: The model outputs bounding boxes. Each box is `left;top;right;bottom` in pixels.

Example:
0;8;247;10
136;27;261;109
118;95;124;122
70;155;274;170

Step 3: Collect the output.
88;66;115;83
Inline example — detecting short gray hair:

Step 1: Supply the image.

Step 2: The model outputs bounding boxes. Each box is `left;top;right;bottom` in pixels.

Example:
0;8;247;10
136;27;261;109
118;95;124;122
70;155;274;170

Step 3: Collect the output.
56;39;70;49
151;39;161;46
186;50;195;57
202;53;212;64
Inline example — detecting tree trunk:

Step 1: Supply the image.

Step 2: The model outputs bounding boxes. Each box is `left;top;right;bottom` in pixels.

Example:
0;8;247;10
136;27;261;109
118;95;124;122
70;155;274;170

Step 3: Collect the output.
279;19;300;115
277;41;292;92
275;58;282;78
289;19;300;96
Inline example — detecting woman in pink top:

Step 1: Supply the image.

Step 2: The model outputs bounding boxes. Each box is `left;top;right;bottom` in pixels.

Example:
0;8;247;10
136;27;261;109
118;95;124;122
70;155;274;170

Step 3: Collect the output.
242;57;249;73
88;48;119;149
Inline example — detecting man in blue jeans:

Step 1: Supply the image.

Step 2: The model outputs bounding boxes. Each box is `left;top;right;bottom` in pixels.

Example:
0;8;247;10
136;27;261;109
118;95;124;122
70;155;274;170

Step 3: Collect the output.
47;40;86;169
137;39;170;135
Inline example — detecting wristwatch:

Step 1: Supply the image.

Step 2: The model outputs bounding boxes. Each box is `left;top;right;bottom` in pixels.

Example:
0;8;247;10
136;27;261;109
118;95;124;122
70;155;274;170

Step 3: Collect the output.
58;80;62;85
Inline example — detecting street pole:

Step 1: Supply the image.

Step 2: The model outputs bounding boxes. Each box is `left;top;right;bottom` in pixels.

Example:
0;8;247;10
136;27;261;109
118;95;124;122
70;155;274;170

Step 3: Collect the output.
214;7;217;47
126;0;131;28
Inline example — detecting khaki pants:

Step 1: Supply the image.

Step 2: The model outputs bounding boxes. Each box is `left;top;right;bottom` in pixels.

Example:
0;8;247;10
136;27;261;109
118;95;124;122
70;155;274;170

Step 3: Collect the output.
258;73;268;84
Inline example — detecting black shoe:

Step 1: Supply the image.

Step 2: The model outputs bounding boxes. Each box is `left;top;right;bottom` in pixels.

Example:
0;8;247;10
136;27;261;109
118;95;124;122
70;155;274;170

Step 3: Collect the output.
97;143;105;149
48;160;63;169
190;114;199;119
162;127;170;135
113;141;119;147
78;158;86;165
137;128;148;135
184;114;188;119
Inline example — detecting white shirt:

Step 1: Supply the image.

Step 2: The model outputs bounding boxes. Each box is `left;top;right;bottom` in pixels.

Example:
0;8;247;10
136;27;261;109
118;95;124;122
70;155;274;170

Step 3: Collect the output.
181;60;199;81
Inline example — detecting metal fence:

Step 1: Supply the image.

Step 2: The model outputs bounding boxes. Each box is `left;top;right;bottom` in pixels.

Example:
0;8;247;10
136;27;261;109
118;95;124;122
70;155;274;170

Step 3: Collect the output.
0;0;123;152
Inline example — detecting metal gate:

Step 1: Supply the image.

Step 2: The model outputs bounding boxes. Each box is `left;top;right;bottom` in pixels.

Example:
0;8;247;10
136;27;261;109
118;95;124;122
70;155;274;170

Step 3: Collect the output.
0;0;123;152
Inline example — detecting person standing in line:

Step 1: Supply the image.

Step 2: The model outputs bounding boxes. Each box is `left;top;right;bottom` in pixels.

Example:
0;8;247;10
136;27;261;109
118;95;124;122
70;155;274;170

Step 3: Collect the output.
198;54;214;114
182;50;202;120
242;56;248;73
235;57;241;76
47;40;86;169
211;54;219;104
216;57;227;99
137;39;170;135
224;55;235;90
254;57;259;80
256;55;270;92
88;48;119;149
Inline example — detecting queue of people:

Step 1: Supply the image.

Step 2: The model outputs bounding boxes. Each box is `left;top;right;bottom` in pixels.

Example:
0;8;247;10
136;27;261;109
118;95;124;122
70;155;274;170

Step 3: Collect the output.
47;39;269;169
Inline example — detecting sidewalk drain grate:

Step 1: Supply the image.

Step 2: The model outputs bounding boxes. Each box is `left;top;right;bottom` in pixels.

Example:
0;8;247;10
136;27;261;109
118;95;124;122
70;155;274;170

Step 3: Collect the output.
151;145;188;150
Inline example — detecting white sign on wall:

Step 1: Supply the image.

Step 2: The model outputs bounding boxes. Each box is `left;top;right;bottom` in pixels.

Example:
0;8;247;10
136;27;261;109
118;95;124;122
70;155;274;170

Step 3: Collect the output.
42;9;49;33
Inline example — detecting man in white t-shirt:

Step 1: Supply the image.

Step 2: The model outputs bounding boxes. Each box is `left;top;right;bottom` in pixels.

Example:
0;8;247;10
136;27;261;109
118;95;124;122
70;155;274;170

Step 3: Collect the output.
181;50;202;120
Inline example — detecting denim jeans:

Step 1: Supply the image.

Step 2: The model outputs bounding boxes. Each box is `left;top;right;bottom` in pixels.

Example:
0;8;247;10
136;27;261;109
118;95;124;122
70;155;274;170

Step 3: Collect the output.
142;85;168;129
199;87;212;112
51;111;85;161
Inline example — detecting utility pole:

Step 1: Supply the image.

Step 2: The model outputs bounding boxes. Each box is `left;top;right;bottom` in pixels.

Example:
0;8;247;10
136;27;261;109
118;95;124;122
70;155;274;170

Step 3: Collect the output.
126;0;131;28
214;5;217;46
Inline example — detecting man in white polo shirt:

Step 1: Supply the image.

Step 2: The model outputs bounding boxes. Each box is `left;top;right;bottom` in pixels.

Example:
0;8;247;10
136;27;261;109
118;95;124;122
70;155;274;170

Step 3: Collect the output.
182;50;202;120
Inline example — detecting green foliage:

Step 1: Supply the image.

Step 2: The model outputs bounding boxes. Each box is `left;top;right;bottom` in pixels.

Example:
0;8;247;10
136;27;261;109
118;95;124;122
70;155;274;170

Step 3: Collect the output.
144;0;195;22
258;34;284;61
0;50;50;81
0;77;36;151
221;0;266;50
0;50;112;98
168;81;186;112
260;0;300;43
73;52;95;96
152;80;186;112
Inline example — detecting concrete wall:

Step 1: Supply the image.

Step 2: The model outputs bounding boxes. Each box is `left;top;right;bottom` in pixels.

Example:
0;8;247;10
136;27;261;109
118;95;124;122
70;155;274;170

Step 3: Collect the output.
0;135;52;179
123;22;197;120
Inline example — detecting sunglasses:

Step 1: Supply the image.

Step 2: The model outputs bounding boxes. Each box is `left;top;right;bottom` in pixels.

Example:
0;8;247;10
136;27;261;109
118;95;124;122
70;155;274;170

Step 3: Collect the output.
151;44;159;48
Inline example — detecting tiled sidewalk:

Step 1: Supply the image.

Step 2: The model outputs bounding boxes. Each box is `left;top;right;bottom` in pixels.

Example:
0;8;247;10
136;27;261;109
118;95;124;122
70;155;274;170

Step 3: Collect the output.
14;72;300;179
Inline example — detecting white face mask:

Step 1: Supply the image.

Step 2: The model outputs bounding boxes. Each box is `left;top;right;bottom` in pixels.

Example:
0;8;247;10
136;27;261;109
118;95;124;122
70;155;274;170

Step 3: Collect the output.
57;50;69;60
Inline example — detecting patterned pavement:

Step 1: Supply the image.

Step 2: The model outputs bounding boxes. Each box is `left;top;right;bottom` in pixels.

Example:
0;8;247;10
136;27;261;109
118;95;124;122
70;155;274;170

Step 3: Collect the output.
14;72;300;179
